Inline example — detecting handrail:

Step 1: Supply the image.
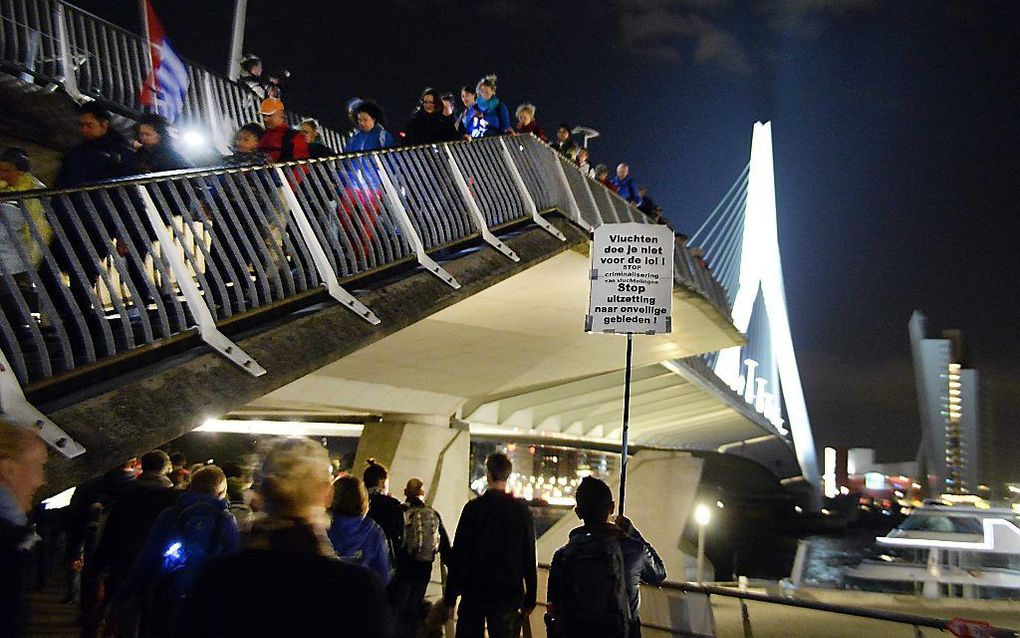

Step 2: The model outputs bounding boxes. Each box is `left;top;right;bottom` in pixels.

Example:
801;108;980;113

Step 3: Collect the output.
0;134;730;390
535;563;1018;636
0;0;345;150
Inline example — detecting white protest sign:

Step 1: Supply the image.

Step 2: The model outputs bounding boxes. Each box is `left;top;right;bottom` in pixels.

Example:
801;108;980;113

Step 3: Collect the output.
586;223;674;335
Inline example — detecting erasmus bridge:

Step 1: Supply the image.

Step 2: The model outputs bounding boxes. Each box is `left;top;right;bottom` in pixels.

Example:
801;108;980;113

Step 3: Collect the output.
1;0;817;584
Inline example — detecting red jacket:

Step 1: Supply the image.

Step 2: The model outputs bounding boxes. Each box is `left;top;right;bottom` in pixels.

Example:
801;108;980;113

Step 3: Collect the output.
259;124;309;162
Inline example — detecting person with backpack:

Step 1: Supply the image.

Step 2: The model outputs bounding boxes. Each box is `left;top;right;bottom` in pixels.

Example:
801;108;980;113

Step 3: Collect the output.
444;453;537;638
112;465;239;638
328;475;392;584
546;477;666;638
391;477;450;637
180;438;394;637
257;97;309;162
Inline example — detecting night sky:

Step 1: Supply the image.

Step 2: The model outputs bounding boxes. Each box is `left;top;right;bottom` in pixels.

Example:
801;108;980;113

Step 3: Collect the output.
77;1;1020;470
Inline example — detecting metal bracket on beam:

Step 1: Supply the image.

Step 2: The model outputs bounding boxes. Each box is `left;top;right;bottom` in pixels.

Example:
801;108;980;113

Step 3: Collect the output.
373;157;461;289
135;185;267;376
497;139;566;242
551;154;593;232
443;146;520;262
274;167;380;325
0;350;85;458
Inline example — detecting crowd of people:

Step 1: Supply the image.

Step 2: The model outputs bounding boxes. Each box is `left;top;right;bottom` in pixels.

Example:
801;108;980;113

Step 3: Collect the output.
1;422;667;637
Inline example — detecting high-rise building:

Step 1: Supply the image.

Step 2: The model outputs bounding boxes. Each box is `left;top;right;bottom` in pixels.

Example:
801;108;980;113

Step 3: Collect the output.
909;311;980;494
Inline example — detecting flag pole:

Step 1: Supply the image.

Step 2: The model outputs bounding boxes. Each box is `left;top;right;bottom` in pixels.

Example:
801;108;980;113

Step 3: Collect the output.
139;0;156;113
618;331;634;516
227;0;247;81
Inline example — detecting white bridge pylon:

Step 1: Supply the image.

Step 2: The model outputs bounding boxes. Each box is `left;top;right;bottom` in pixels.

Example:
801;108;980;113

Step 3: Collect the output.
712;122;819;488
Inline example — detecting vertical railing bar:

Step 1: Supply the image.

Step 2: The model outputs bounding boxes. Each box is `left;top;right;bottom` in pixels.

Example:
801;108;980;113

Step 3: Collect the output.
497;138;565;241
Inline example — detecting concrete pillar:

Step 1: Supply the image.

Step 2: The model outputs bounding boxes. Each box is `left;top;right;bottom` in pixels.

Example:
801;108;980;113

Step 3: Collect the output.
536;450;707;582
353;414;471;535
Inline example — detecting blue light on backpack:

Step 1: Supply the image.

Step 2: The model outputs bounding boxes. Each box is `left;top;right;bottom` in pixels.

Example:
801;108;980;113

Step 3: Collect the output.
164;541;183;560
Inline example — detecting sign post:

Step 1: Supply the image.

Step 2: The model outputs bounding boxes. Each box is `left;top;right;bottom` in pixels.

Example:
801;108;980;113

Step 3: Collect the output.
586;222;674;514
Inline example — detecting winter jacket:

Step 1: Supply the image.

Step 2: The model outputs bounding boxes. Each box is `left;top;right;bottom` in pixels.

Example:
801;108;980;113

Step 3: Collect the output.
444;489;537;609
611;175;640;203
181;515;394;637
55;129;140;188
548;521;666;625
0;172;50;269
328;513;391;583
114;491;240;608
515;121;548;142
259;124;309;162
467;98;512;139
344;126;396;153
136;142;191;174
90;473;179;582
222;149;271;168
0;487;34;637
401;111;459;146
367;489;405;551
307;140;336;159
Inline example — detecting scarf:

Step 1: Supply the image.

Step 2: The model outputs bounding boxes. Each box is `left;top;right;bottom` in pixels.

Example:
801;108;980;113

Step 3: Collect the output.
476;95;500;113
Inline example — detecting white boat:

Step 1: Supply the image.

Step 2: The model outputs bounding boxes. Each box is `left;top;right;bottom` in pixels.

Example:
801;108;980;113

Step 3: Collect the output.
846;503;1020;599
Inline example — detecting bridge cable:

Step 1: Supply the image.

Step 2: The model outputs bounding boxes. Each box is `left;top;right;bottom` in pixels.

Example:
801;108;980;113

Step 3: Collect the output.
690;163;749;246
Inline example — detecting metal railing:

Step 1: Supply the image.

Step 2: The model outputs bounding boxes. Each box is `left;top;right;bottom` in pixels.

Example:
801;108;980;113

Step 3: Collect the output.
0;0;345;151
0;134;728;391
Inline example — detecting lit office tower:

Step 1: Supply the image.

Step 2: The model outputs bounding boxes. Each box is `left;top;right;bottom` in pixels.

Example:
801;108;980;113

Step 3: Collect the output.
908;312;980;495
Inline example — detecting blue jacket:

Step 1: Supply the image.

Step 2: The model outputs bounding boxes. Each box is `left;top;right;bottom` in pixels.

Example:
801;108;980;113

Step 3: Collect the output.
611;175;640;203
328;514;391;584
344;126;396;153
467;98;511;139
114;492;240;607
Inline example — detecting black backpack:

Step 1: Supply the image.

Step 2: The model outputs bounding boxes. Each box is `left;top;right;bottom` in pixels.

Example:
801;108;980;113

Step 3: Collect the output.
554;531;630;638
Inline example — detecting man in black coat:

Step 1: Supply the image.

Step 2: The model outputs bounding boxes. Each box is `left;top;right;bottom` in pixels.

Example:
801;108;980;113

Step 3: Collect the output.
0;424;48;637
444;453;537;638
547;477;666;638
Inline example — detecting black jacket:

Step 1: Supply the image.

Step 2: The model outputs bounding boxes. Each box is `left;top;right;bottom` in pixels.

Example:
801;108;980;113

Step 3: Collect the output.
136;142;191;174
549;522;666;622
0;516;32;637
444;489;537;609
55;129;140;188
90;473;179;581
367;490;404;551
401;111;459;146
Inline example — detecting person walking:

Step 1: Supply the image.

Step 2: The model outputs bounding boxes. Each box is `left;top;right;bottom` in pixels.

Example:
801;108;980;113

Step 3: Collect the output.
0;423;47;637
363;458;404;556
328;475;392;584
179;437;394;637
611;163;640;203
551;124;579;160
299;119;336;158
257;98;309;162
444;453;536;638
514;103;547;142
401;88;460;146
546;477;666;638
391;477;450;637
344;100;396;152
134;114;191;174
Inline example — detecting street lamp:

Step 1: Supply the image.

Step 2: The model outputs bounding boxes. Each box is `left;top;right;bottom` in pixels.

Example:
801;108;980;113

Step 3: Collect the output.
695;504;712;584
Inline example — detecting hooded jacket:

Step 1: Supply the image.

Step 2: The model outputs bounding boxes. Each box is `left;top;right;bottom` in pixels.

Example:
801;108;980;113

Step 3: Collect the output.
328;514;391;583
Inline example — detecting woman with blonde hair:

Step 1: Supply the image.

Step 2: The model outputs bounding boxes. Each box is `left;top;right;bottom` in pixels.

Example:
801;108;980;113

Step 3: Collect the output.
467;74;512;139
180;437;394;637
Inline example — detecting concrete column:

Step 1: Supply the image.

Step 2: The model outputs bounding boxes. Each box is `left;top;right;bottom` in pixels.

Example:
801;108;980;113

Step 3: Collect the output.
536;450;707;582
353;414;471;535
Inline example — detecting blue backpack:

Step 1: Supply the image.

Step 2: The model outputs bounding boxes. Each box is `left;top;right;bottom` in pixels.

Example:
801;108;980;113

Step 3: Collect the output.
156;501;229;600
